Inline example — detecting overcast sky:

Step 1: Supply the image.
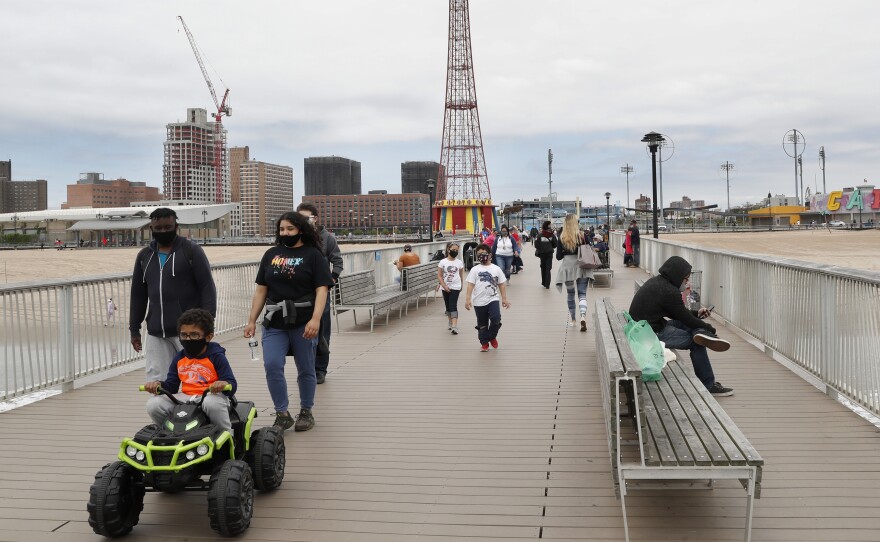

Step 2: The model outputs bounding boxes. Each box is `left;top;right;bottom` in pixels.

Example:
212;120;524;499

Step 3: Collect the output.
2;0;878;210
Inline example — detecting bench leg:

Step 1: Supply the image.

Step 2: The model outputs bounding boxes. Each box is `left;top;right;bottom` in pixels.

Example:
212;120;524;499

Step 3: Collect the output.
369;309;375;333
743;469;756;542
620;487;631;542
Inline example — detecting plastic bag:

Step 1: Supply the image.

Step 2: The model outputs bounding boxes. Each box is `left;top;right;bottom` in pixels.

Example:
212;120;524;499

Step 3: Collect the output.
621;311;665;381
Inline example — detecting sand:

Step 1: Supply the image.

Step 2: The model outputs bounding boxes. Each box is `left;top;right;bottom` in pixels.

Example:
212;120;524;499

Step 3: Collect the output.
2;229;878;286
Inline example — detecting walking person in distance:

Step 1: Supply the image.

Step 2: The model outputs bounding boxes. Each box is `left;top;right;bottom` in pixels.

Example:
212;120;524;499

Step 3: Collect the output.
629;219;641;267
555;214;594;332
491;224;519;281
130;207;217;383
437;242;465;335
534;220;557;289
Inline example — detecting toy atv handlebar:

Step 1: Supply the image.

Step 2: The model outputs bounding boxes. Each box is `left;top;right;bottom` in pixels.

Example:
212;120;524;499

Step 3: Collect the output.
138;384;233;406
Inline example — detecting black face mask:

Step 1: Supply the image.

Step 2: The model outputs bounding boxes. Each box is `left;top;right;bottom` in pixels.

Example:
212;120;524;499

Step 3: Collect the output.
180;338;207;358
478;253;490;263
279;234;301;247
448;250;459;257
152;230;177;246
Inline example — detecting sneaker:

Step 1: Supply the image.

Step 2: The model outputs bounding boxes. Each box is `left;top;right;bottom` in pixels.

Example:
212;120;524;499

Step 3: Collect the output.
316;372;326;385
451;327;459;335
489;338;499;349
566;320;575;328
693;331;731;352
294;408;315;432
708;382;734;397
580;316;587;332
273;411;295;431
480;343;490;352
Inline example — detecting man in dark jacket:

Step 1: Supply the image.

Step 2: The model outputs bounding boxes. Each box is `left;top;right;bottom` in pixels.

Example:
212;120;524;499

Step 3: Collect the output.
297;203;344;384
629;220;641;267
628;256;733;396
534;220;557;289
130;208;217;383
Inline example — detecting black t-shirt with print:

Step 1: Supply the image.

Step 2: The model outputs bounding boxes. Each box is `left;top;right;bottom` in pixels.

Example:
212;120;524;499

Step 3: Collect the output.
255;245;334;326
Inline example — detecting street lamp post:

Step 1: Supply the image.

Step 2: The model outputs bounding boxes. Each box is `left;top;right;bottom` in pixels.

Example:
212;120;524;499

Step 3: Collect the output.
783;129;805;205
547;149;553;221
818;146;826;194
620;164;633;214
201;209;208;244
426;179;435;232
642;132;665;239
604;192;611;231
768;192;773;231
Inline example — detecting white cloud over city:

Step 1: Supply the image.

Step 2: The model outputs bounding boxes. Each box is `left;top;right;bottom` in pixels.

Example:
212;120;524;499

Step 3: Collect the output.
2;0;878;209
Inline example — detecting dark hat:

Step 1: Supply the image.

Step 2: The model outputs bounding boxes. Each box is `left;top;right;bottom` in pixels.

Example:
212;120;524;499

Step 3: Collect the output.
403;244;412;251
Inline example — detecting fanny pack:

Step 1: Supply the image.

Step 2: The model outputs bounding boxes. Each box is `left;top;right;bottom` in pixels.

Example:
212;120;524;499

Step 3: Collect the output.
262;298;314;328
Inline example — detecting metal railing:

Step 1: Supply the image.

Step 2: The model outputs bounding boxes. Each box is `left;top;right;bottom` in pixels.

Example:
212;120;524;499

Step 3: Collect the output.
610;232;880;417
0;240;454;400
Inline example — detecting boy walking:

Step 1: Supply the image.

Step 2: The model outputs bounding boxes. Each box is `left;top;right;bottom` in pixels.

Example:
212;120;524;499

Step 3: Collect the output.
464;244;511;352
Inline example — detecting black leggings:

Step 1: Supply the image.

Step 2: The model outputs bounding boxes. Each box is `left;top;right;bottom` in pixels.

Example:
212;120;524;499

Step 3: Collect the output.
442;289;461;318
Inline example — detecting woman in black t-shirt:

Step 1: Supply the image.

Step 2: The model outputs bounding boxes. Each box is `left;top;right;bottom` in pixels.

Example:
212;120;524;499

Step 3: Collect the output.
244;212;334;432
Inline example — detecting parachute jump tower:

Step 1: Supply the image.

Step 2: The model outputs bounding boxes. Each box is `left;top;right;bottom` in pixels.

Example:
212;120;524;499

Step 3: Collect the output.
433;0;498;234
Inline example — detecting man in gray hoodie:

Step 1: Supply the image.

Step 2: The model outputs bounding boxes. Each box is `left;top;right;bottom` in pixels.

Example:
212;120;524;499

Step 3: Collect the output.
129;208;217;382
297;203;344;384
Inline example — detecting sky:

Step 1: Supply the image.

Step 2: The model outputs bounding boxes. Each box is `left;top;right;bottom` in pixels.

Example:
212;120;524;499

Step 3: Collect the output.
2;0;878;211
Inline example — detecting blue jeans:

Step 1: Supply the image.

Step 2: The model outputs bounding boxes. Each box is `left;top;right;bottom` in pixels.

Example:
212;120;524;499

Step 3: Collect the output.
656;320;715;390
315;293;331;376
442;288;461;318
474;300;501;344
494;254;513;280
633;244;640;267
565;278;590;320
261;325;318;413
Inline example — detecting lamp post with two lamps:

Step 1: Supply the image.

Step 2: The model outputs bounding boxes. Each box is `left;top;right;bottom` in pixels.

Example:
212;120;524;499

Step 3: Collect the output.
641;132;665;239
201;209;208;244
604;192;611;231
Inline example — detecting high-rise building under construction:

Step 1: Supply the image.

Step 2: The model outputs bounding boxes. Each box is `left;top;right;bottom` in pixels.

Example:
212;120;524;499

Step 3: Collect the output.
401;161;444;197
163;108;229;203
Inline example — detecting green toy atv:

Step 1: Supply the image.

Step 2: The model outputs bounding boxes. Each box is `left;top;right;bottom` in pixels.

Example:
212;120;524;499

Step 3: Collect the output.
87;385;285;537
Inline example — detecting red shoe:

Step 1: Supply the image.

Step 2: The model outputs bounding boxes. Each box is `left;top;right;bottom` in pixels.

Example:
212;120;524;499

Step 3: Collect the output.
480;343;490;352
489;339;499;349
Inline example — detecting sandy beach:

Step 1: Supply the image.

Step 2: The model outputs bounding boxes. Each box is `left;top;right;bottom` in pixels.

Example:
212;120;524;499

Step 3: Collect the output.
1;229;878;286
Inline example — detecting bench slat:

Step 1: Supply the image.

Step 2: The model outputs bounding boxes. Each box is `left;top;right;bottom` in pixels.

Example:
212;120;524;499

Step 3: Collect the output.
660;363;728;466
639;388;678;466
666;361;750;466
650;377;712;466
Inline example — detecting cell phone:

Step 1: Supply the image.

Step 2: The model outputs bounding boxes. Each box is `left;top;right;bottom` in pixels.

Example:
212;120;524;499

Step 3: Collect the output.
706;305;715;312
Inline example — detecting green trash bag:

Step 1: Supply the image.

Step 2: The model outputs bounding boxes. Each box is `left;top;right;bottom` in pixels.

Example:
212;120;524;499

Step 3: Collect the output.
622;311;665;381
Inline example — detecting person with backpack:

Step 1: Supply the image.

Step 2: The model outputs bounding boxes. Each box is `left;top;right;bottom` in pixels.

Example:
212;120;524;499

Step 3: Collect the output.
129;207;217;383
534;220;557;289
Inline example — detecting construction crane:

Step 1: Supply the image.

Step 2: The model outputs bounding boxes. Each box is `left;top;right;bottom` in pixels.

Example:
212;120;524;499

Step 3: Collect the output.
178;15;230;204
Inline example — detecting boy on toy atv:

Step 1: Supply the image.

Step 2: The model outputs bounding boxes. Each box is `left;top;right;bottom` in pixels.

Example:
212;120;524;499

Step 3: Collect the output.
144;308;237;433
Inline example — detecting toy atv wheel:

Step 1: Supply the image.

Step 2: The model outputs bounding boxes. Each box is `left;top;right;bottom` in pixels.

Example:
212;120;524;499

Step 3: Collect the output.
207;459;254;536
247;427;286;490
87;461;145;537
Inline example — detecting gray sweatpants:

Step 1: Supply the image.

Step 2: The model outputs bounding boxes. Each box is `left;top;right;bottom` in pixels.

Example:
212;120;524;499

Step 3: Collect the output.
144;334;182;382
146;392;232;433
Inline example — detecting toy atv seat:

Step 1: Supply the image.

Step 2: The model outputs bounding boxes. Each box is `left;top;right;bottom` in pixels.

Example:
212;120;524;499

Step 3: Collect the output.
88;386;286;538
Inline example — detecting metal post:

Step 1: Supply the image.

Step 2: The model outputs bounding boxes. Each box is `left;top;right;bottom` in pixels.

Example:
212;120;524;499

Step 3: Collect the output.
548;149;553;221
620;164;633;213
768;192;773;231
604;192;611;230
819;147;826;194
641;132;665;239
798;155;804;206
721;161;735;213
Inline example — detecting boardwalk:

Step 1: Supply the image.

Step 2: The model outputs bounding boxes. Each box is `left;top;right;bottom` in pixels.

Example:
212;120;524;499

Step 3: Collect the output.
1;257;880;541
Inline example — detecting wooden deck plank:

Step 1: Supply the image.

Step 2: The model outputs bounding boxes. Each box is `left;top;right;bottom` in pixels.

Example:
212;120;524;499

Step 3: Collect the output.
3;260;880;541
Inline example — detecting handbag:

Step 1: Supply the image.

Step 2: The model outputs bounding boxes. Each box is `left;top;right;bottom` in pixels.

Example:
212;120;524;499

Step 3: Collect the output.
577;243;602;269
621;312;665;381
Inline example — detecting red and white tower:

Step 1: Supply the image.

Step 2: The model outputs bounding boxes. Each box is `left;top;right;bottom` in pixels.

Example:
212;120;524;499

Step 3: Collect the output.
434;0;498;234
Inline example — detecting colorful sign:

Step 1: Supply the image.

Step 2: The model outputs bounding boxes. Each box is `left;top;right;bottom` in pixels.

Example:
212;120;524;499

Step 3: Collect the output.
810;188;880;214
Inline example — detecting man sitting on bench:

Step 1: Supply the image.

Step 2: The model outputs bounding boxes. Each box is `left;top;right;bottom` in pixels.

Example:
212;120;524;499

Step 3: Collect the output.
629;255;734;396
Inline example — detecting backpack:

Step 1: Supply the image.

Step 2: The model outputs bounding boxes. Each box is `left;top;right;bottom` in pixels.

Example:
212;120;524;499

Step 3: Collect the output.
430;249;446;262
138;239;194;273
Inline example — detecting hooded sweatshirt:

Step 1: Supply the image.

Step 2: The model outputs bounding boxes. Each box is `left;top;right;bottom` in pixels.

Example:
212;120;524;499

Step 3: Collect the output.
628;256;714;333
159;342;237;396
129;236;217;338
316;225;344;280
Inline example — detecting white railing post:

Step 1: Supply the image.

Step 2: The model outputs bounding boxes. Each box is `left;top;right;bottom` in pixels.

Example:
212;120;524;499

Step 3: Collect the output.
58;285;75;392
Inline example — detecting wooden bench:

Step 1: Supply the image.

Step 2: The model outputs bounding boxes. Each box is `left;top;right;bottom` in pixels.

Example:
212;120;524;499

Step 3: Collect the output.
332;270;407;333
593;250;614;288
400;262;439;313
594;297;763;542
